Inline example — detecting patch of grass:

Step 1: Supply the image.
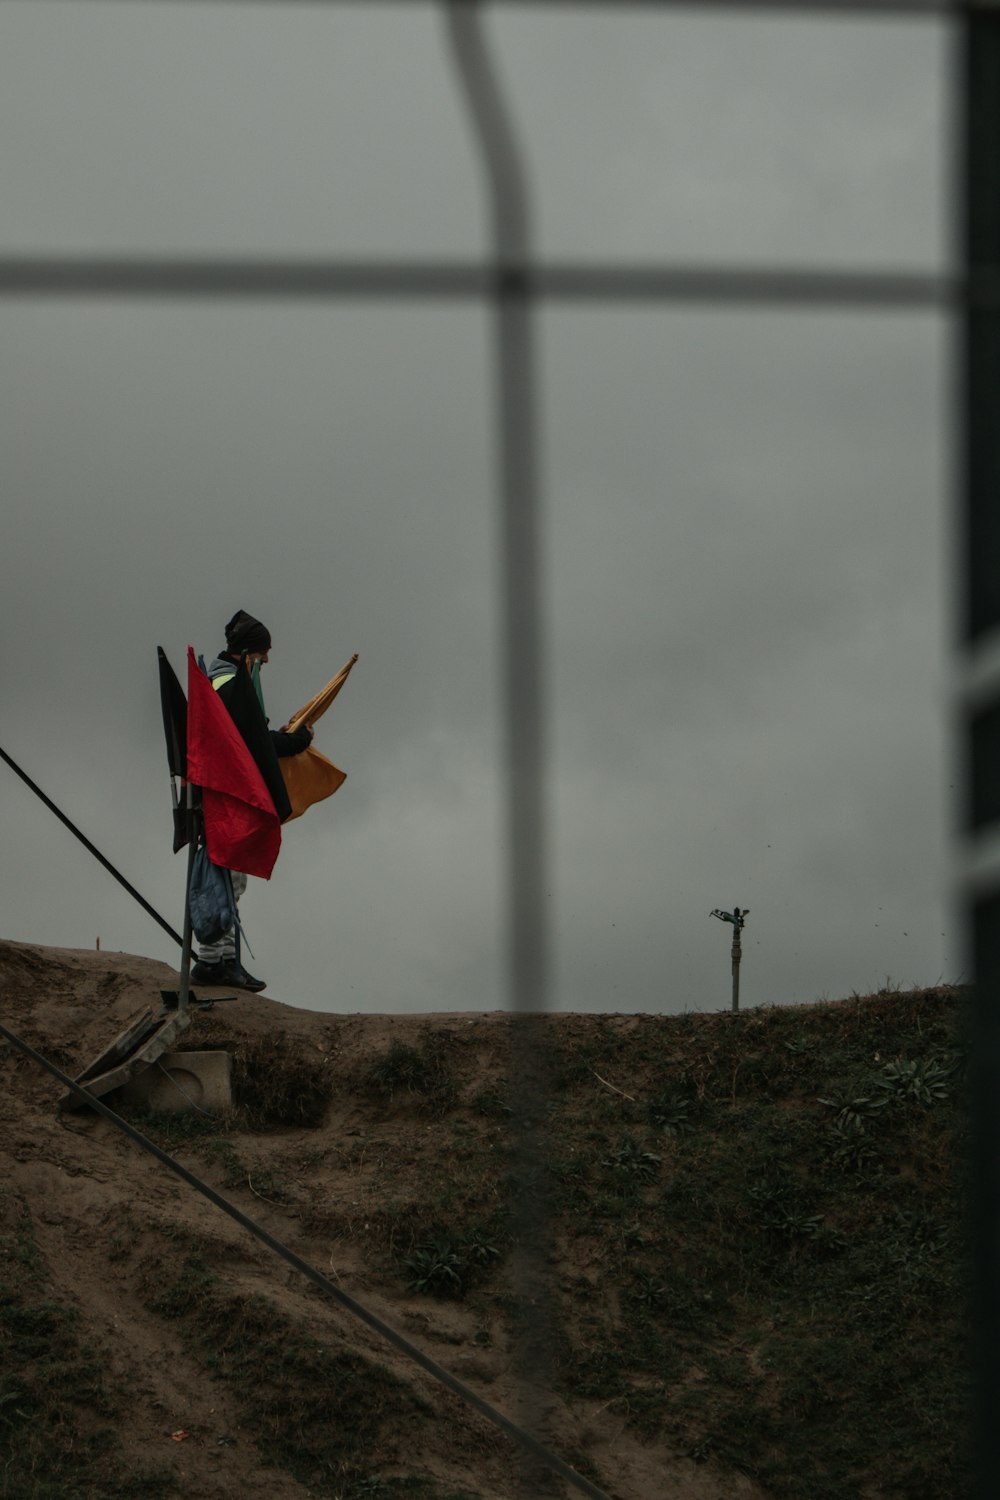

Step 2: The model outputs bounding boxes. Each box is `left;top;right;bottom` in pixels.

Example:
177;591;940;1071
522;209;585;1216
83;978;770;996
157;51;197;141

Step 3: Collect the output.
365;1038;457;1112
115;1116;295;1206
600;1136;662;1182
0;1197;45;1281
0;1196;177;1500
646;1086;695;1135
151;1251;436;1496
121;1107;228;1153
405;1228;502;1298
875;1052;961;1107
471;1083;512;1119
227;1030;335;1128
150;1249;221;1319
541;987;973;1498
341;1483;482;1500
24;984;967;1500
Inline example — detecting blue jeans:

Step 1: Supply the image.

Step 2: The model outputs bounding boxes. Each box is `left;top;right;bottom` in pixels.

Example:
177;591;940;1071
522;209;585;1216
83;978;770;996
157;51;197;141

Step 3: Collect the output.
196;870;248;963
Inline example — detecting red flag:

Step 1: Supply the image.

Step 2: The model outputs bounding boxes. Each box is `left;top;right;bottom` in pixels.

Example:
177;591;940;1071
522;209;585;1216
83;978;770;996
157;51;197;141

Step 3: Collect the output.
186;647;280;879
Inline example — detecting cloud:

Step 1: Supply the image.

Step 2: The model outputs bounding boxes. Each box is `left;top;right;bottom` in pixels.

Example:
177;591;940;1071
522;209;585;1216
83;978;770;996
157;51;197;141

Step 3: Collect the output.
0;6;957;1015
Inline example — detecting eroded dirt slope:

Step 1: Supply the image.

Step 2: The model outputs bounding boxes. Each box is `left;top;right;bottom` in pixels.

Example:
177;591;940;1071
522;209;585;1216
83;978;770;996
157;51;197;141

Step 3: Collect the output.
1;939;769;1500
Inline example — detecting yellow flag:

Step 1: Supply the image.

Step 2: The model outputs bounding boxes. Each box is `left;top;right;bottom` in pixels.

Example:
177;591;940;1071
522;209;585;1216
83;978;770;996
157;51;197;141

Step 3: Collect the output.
285;654;359;734
280;654;358;822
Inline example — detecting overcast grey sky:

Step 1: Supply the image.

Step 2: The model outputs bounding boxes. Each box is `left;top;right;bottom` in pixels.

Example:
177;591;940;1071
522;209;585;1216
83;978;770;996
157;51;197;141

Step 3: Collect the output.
0;2;958;1015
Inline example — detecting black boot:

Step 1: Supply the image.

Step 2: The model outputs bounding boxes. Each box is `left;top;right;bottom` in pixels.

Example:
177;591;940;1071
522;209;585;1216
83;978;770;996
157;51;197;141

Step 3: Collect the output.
216;960;267;993
191;959;225;985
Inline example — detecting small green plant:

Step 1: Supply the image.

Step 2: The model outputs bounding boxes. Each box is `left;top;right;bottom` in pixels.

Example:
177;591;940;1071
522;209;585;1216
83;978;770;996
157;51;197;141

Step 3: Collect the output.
768;1206;826;1242
601;1138;662;1181
746;1183;833;1244
630;1273;670;1308
875;1055;958;1106
552;1153;586;1186
826;1127;882;1175
472;1085;512;1119
817;1090;887;1133
646;1089;693;1135
405;1241;464;1297
620;1220;646;1251
405;1230;501;1298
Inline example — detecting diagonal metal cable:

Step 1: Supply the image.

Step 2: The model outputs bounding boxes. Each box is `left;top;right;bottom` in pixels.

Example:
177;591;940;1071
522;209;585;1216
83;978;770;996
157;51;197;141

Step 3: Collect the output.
0;743;183;948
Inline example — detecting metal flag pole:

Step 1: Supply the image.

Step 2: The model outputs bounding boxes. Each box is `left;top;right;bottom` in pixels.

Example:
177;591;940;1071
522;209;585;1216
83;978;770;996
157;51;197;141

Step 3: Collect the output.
711;906;749;1012
176;786;198;1020
157;643;201;1017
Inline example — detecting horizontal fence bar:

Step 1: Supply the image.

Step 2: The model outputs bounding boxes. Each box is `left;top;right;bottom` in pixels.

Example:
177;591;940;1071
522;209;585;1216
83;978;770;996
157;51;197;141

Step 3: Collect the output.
0;255;972;308
2;0;990;19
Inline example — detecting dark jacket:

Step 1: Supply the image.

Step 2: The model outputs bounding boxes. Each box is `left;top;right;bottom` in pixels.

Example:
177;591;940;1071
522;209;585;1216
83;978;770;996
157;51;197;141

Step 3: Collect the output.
206;652;310;823
207;654;312;758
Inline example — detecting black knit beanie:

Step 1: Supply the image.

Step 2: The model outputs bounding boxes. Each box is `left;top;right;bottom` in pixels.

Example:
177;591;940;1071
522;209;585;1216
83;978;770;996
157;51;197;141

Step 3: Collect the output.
225;609;272;654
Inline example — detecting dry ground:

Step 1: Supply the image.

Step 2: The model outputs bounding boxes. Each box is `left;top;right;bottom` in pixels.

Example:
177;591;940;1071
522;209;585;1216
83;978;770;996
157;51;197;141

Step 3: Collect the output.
1;938;770;1500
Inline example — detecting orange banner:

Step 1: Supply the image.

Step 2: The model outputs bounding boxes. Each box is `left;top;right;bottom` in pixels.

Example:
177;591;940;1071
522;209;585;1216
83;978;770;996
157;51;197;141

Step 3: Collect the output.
280;654;358;822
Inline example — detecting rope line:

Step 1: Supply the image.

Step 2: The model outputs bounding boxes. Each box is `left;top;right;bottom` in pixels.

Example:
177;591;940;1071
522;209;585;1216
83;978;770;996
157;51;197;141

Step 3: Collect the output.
0;1019;615;1500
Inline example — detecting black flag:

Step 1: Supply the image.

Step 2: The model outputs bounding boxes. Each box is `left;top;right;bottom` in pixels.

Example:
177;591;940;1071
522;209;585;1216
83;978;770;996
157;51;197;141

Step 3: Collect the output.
157;647;187;780
157;646;194;852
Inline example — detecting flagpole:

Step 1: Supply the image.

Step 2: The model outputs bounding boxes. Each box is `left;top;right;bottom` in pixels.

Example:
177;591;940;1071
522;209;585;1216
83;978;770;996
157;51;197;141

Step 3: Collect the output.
177;788;198;1019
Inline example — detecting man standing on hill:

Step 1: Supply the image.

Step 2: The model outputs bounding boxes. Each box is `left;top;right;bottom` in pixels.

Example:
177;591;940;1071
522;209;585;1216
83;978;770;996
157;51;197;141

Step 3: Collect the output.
191;609;313;992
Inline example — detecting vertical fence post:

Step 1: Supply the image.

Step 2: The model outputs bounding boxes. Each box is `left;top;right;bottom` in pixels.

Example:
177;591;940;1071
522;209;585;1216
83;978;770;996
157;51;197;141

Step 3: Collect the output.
960;11;1000;1496
444;10;552;1487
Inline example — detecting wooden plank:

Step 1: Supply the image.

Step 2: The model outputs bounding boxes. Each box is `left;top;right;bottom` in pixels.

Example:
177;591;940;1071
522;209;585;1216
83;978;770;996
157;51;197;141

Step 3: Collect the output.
62;1007;190;1110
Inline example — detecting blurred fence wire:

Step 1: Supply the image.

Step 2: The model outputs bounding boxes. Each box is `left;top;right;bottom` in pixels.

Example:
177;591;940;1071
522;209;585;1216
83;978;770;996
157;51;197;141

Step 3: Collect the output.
3;1;998;1495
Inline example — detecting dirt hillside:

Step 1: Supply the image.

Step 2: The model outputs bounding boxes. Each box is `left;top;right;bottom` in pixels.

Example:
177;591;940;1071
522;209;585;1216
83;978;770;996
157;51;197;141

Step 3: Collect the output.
0;939;969;1500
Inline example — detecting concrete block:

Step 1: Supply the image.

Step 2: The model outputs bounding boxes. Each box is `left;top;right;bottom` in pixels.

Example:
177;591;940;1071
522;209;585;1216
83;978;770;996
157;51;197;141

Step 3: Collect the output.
119;1050;232;1115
